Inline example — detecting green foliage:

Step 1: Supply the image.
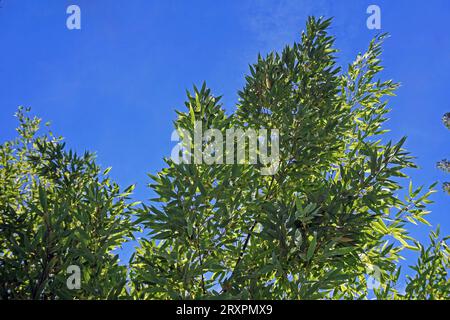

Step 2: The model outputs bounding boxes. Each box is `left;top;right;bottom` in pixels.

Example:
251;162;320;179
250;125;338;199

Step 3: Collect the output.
1;17;449;300
443;113;450;131
0;107;137;299
130;17;448;299
438;112;450;194
402;228;450;299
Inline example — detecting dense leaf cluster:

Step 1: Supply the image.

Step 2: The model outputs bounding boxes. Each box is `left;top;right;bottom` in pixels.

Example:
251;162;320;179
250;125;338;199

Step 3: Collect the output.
1;17;449;300
130;17;448;299
0;108;136;299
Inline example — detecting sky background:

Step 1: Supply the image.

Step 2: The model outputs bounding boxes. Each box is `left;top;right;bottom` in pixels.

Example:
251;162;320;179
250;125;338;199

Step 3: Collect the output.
0;0;449;280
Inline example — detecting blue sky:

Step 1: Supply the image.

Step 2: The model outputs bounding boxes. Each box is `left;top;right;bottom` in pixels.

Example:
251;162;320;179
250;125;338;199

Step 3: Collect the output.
0;0;449;272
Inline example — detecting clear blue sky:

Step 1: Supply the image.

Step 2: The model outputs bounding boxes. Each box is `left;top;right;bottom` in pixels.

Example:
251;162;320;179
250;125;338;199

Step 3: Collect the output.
1;0;449;273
